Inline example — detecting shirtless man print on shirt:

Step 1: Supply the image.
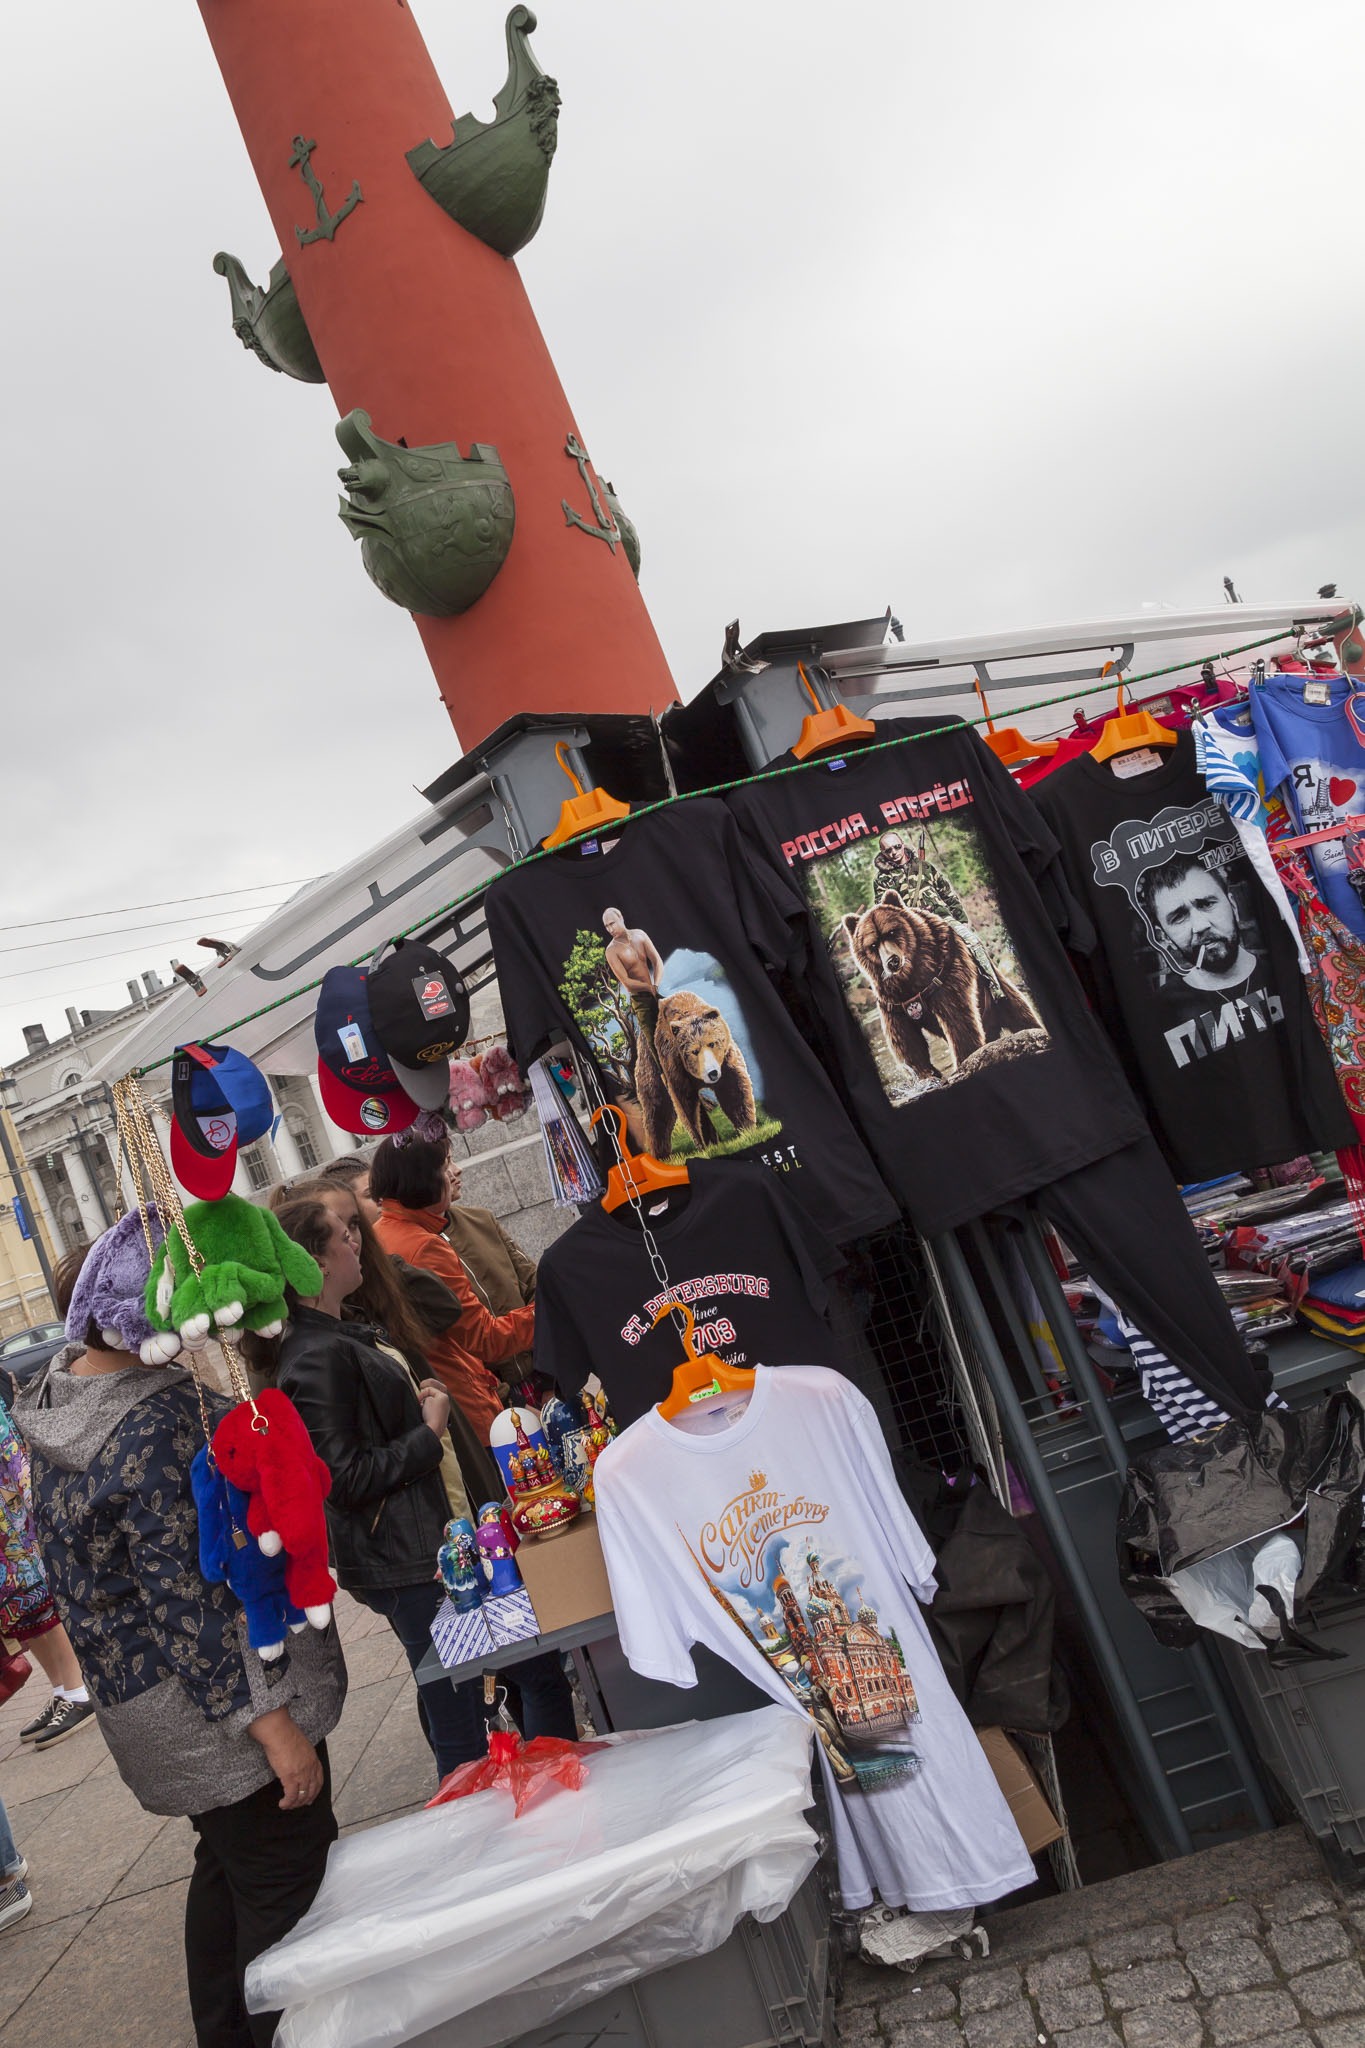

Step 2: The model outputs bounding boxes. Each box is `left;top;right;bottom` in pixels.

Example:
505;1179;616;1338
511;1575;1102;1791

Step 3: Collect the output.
602;907;666;1053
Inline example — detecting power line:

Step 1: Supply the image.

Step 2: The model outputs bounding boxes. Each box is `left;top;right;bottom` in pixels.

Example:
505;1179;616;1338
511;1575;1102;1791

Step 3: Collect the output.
0;900;290;959
0;877;320;937
0;913;271;987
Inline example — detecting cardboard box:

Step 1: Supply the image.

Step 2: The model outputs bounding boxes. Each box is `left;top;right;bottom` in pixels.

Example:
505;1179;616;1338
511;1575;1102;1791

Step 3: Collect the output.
515;1511;615;1635
976;1727;1065;1853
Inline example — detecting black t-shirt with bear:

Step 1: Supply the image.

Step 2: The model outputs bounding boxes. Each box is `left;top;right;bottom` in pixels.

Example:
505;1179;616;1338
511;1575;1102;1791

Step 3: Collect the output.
484;800;898;1245
533;1159;846;1426
1029;732;1354;1179
725;718;1148;1234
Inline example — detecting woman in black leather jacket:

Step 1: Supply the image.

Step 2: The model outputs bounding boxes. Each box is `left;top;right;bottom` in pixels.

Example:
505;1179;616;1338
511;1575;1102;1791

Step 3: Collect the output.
248;1193;486;1780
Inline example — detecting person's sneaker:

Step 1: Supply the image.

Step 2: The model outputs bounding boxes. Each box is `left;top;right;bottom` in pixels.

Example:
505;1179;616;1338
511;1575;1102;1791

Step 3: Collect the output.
0;1879;32;1934
32;1697;95;1750
2;1860;27;1884
18;1698;57;1743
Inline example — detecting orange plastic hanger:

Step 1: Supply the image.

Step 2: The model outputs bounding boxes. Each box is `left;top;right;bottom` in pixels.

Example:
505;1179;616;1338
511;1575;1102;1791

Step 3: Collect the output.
791;662;876;759
654;1302;756;1420
973;680;1059;767
1090;663;1177;762
590;1104;690;1212
541;741;631;849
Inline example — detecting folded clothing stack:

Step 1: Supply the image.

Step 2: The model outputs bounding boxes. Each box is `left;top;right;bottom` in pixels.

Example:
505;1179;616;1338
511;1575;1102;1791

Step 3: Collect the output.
1298;1261;1365;1351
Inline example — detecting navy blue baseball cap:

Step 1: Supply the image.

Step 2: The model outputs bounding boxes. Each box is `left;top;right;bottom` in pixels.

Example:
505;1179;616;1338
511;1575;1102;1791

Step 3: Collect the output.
315;965;419;1136
170;1043;274;1201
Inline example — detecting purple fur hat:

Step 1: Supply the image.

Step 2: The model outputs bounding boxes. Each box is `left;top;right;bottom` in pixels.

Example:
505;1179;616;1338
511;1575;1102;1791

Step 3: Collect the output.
64;1204;181;1365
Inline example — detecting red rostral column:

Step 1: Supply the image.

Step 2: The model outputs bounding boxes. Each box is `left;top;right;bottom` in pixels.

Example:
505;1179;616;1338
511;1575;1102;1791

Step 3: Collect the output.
197;0;677;746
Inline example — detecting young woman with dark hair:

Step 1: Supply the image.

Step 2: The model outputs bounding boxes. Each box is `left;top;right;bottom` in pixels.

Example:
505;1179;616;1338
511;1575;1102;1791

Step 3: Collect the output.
268;1184;579;1761
15;1230;345;2046
369;1135;534;1436
258;1194;489;1780
260;1178;500;1510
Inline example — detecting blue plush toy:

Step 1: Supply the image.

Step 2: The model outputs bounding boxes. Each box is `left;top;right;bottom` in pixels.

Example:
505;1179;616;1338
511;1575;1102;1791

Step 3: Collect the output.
191;1443;306;1661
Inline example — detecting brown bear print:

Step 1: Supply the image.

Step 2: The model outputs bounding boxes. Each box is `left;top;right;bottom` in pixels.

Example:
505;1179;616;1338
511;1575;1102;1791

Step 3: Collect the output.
649;990;758;1152
631;1022;678;1158
842;890;1039;1083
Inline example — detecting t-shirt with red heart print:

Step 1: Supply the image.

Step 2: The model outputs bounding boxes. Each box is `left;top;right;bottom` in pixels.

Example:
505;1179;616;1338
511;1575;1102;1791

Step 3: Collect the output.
1248;674;1365;941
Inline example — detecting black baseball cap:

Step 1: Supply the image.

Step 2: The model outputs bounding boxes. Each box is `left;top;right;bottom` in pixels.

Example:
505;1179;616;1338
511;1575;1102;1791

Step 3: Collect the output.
366;940;469;1109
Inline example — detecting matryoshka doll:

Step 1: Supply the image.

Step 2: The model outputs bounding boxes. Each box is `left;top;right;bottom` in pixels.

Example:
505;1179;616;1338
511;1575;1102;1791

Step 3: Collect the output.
476;1500;523;1597
438;1517;483;1612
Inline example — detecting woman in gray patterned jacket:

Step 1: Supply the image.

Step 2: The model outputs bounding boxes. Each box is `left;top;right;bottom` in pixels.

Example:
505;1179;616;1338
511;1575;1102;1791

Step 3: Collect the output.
14;1240;347;2048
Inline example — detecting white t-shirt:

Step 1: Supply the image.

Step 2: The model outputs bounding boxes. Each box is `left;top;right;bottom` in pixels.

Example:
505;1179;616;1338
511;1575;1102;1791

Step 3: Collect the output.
593;1365;1034;1912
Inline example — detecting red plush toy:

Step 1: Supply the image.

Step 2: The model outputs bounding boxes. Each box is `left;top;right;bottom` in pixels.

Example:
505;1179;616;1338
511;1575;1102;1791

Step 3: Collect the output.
212;1388;337;1628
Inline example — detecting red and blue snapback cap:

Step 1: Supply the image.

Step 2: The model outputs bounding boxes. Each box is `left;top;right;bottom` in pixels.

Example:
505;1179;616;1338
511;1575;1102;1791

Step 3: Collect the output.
315;965;419;1137
170;1043;274;1201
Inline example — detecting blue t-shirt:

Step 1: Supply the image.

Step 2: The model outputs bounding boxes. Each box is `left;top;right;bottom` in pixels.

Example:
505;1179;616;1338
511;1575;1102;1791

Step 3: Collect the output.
1248;675;1365;938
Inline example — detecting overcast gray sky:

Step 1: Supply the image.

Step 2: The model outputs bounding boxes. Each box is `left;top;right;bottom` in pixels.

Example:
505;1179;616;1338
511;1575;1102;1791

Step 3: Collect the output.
3;0;1363;1064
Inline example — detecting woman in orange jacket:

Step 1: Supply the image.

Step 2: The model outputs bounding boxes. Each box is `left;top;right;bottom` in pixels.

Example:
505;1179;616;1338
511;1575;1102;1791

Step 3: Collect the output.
368;1136;533;1438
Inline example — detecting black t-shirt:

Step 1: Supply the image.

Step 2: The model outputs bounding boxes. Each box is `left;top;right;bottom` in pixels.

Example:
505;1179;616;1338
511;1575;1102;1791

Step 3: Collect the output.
533;1159;845;1425
484;800;898;1243
1029;731;1354;1179
725;718;1148;1233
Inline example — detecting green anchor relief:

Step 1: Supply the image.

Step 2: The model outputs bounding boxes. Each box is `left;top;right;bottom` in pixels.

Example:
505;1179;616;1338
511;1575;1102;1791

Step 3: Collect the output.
561;433;621;554
290;136;363;246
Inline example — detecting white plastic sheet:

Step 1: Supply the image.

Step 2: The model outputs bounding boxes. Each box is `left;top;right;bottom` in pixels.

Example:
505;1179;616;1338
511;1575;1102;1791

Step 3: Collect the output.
248;1706;817;2048
1166;1529;1303;1650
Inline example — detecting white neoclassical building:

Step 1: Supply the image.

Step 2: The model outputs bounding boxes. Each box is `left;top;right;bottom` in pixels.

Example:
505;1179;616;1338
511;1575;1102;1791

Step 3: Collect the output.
6;971;339;1253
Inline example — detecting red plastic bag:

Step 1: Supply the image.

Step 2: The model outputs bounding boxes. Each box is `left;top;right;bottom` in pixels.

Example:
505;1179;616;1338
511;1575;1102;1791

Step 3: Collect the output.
425;1729;605;1817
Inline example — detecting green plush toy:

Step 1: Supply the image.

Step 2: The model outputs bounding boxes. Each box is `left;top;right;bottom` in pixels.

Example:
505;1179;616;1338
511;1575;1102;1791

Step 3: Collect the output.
145;1193;324;1345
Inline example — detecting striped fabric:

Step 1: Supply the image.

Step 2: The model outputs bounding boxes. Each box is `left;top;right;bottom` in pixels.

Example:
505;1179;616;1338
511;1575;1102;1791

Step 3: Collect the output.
1193;713;1310;971
1193;715;1265;824
1109;1304;1286;1446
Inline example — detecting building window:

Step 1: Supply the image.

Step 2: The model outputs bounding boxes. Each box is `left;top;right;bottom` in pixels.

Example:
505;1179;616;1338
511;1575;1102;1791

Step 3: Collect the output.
240;1139;277;1193
290;1118;321;1170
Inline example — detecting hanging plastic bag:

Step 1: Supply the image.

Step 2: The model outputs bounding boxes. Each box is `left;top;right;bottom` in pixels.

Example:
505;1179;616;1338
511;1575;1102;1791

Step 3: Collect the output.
1117;1389;1365;1649
1167;1532;1304;1651
425;1728;606;1818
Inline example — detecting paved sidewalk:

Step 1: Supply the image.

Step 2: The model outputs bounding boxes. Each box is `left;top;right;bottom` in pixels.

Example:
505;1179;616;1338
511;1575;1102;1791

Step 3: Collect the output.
4;1601;1359;2048
838;1826;1364;2048
0;1594;438;2047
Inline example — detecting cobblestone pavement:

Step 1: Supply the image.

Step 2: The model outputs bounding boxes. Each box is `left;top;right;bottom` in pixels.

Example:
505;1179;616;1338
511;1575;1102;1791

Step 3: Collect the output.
837;1833;1365;2048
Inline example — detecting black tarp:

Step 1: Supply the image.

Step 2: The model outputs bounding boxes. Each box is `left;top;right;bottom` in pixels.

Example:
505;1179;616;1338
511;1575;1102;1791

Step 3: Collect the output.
923;1472;1070;1733
1117;1390;1365;1648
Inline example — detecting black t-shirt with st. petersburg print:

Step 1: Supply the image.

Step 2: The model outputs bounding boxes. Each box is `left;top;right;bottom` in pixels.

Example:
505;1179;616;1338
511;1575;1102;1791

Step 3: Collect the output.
725;718;1149;1234
1029;733;1354;1180
484;800;898;1245
533;1160;846;1426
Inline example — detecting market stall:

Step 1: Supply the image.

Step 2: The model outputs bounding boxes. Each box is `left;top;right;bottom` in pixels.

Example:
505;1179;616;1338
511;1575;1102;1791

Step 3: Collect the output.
84;597;1365;2046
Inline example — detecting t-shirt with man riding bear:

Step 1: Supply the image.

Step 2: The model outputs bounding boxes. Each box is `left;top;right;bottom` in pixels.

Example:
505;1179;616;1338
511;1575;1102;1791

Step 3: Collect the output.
483;801;899;1246
533;1160;846;1425
1028;732;1354;1181
724;718;1149;1234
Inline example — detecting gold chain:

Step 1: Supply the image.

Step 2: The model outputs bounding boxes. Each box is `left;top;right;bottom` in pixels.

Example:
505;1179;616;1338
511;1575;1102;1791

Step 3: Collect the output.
110;1079;255;1435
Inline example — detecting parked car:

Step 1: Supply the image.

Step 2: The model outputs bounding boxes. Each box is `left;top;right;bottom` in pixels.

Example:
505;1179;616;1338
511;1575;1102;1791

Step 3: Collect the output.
0;1320;65;1415
0;1321;66;1384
